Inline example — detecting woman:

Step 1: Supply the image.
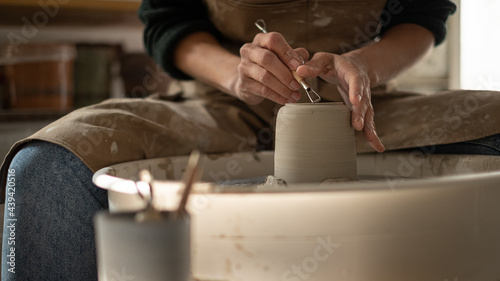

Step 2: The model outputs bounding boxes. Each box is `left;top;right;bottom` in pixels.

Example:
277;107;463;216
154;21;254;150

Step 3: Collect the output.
4;0;498;280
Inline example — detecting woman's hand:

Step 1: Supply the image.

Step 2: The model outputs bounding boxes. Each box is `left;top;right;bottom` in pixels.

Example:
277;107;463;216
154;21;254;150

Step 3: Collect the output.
296;52;385;152
234;32;309;105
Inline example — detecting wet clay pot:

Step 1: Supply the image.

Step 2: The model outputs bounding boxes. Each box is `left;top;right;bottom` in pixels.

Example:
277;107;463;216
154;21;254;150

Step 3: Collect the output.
274;102;357;183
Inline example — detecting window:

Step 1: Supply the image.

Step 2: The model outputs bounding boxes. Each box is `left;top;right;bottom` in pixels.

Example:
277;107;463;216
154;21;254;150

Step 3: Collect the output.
460;0;500;90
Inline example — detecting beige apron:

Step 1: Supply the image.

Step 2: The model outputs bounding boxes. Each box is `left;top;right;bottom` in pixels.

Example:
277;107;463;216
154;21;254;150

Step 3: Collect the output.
202;0;500;151
1;0;500;201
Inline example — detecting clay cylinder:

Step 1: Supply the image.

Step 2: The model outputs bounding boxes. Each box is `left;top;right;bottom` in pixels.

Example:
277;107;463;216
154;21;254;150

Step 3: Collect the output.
274;102;357;183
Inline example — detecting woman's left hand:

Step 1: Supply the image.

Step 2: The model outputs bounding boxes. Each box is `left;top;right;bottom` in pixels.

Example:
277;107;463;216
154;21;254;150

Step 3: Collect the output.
296;52;385;152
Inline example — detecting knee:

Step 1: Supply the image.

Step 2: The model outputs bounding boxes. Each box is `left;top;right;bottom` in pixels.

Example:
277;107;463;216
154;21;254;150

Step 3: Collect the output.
7;140;108;209
10;141;85;179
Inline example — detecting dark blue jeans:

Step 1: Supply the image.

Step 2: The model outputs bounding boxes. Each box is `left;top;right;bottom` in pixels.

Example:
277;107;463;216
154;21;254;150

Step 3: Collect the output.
424;133;500;155
2;141;108;281
2;134;500;280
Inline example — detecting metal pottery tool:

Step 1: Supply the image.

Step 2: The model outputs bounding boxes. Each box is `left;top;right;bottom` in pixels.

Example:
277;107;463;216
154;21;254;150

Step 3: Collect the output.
174;150;203;219
254;19;321;103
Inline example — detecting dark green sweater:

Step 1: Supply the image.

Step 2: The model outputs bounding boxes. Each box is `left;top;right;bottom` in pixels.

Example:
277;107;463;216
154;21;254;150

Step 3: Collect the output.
138;0;456;80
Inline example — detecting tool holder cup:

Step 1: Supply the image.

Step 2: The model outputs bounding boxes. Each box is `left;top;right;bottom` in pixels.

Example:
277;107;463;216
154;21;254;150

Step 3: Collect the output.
94;211;191;281
274;102;357;183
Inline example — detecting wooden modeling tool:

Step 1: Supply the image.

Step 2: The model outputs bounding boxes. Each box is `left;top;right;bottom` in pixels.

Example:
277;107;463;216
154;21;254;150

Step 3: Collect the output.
174;150;203;220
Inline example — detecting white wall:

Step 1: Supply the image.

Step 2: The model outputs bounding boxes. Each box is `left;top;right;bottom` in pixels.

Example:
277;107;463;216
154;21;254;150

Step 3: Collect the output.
460;0;500;90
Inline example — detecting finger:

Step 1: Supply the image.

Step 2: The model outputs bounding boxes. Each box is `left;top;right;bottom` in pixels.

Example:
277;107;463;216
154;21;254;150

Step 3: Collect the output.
254;32;303;70
239;60;301;102
299;53;368;108
350;79;370;131
337;86;352;110
241;43;301;100
332;57;366;107
295;52;333;79
241;81;293;105
363;105;385;152
238;67;297;105
347;73;366;107
341;70;371;131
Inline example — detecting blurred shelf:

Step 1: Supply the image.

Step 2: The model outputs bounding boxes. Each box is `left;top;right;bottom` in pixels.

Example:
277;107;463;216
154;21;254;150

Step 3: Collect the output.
0;0;141;12
0;109;70;123
0;0;142;26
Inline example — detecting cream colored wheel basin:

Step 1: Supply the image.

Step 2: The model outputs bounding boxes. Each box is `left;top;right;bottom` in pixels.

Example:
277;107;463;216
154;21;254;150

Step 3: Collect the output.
93;151;500;281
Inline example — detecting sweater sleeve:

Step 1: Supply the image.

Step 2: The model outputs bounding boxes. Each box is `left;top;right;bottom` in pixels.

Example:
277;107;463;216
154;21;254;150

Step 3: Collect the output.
378;0;457;46
138;0;221;80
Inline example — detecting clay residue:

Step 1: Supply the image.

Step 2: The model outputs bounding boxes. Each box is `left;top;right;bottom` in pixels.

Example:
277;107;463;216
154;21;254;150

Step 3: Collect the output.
234;242;254;258
225;259;233;276
110;141;118;155
258;175;287;189
313;17;332;27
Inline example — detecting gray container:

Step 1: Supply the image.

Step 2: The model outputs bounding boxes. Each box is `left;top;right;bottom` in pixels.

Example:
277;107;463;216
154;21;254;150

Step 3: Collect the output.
95;211;190;281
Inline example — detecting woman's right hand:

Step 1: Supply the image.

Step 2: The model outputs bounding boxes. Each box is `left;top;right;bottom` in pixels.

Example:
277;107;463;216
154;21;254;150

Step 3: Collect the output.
233;32;309;105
